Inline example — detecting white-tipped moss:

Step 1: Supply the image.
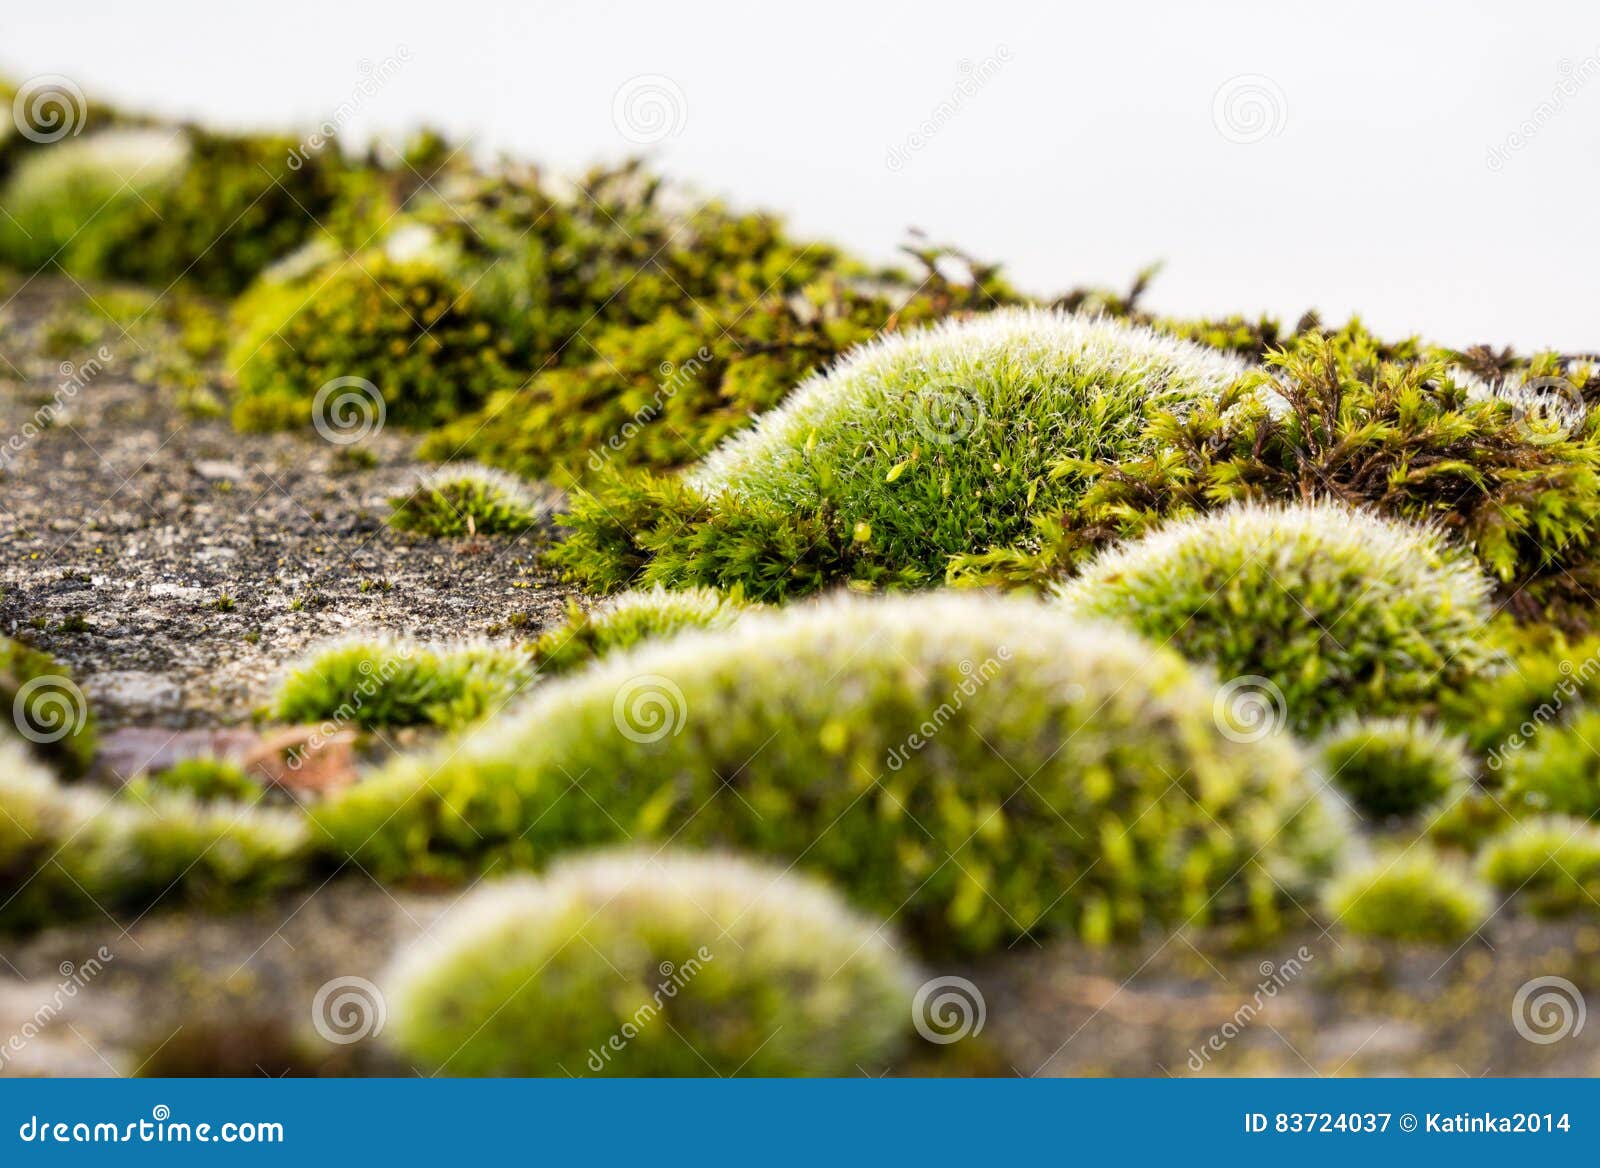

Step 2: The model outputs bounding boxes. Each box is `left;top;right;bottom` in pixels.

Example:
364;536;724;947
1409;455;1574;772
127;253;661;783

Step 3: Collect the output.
1055;501;1496;732
386;463;548;537
1479;816;1600;918
385;849;914;1075
318;592;1346;953
529;585;754;675
0;740;308;932
1315;717;1473;819
1325;846;1492;944
0;128;188;270
274;633;535;731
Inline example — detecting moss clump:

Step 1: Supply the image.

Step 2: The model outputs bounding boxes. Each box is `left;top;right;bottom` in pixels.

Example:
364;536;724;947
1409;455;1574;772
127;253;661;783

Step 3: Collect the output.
528;586;751;677
229;252;520;432
385;851;913;1076
422;255;1016;484
1055;502;1496;733
0;742;308;932
274;636;534;732
1479;817;1600;918
950;335;1600;625
1438;624;1600;763
316;593;1346;953
386;465;547;538
82;130;349;297
126;756;259;804
1315;718;1473;820
0;636;97;777
0;128;189;271
1326;847;1491;944
552;309;1246;599
1500;707;1600;817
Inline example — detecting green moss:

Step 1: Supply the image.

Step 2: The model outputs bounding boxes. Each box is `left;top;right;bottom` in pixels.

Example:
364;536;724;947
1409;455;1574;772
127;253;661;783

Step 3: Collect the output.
1479;817;1600;918
1439;624;1600;763
1424;792;1517;853
386;851;913;1075
229;251;519;432
1500;707;1600;817
552;310;1246;599
1056;502;1496;734
1326;847;1491;944
528;586;751;677
950;335;1600;624
422;257;1016;484
274;636;534;732
0;129;188;271
1315;718;1473;819
315;593;1346;954
0;742;308;932
387;465;547;538
125;756;260;804
0;635;97;777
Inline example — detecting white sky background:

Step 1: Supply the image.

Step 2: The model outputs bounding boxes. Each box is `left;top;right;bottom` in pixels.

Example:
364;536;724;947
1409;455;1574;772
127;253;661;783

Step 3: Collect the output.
3;0;1597;350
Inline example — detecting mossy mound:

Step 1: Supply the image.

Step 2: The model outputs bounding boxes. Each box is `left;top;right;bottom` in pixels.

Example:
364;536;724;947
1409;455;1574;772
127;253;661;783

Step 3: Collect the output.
317;593;1346;953
274;636;534;732
528;586;751;677
385;851;914;1075
1479;817;1600;918
0;128;188;271
1;636;97;777
1500;707;1600;818
387;464;548;538
0;742;308;932
1314;718;1473;820
421;258;1016;484
1326;846;1491;944
229;251;520;431
1055;502;1496;733
951;334;1600;624
552;309;1246;599
0;127;347;295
